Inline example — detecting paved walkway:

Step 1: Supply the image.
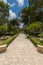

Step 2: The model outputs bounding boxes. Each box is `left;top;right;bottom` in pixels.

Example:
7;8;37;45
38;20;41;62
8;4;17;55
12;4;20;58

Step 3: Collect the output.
0;33;43;65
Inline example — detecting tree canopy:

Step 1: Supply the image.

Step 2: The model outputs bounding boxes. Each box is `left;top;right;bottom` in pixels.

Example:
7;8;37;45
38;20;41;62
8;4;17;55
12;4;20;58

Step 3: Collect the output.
0;1;9;24
19;0;43;25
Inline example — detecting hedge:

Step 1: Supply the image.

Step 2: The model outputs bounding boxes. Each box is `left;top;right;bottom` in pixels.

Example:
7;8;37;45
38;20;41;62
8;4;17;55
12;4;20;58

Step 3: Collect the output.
38;32;43;38
0;25;8;35
30;36;43;46
24;22;43;36
2;34;17;46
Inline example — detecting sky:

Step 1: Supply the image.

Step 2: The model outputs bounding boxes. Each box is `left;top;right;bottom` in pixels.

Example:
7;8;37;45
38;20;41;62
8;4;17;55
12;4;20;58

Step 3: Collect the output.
3;0;29;20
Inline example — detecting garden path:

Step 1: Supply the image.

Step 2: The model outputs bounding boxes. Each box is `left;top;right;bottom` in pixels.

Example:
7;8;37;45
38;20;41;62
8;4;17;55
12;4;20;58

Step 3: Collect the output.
0;33;43;65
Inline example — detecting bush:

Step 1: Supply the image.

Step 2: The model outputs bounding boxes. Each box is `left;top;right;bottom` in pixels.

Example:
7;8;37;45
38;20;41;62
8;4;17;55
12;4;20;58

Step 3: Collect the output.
38;32;43;38
2;34;17;46
14;27;19;34
0;25;8;35
8;22;19;34
9;27;19;34
24;22;43;36
30;36;43;46
24;27;29;34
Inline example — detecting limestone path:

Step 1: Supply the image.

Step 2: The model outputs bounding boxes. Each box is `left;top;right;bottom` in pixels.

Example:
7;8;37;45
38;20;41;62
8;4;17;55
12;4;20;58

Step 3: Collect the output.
0;33;43;65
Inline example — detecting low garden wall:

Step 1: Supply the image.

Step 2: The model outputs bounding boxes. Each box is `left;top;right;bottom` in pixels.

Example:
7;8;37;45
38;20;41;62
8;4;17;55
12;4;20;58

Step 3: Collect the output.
37;45;43;53
28;35;43;53
0;34;18;53
0;44;7;53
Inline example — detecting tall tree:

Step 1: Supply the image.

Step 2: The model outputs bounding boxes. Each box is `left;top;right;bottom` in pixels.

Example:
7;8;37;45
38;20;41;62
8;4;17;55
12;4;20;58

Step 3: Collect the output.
28;0;43;22
19;0;43;26
0;1;9;24
10;18;19;26
28;0;43;7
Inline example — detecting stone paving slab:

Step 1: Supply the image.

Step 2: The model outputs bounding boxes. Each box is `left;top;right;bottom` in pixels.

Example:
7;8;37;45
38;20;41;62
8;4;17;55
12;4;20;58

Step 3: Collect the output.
0;33;43;65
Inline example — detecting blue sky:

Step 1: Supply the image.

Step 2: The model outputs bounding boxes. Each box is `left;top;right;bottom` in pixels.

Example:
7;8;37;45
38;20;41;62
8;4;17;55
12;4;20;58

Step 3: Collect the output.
3;0;29;20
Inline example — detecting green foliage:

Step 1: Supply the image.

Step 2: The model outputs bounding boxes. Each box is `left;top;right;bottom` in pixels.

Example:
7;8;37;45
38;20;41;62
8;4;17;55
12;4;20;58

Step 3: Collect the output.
0;25;8;35
20;0;43;25
2;34;17;46
0;1;9;18
24;22;43;35
36;11;43;22
8;25;19;34
29;0;43;7
38;32;43;38
0;18;9;25
30;36;43;46
0;0;9;25
23;27;29;34
9;26;19;34
8;19;19;34
10;18;19;26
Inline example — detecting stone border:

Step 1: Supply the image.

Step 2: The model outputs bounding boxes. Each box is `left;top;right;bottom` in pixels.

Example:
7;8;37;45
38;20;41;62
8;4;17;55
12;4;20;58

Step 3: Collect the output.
37;45;43;53
0;44;7;53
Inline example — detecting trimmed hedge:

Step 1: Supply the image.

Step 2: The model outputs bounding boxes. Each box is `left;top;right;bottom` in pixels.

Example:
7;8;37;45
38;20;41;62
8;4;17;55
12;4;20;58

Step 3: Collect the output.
38;32;43;38
2;34;17;46
24;22;43;36
0;25;8;35
30;36;43;46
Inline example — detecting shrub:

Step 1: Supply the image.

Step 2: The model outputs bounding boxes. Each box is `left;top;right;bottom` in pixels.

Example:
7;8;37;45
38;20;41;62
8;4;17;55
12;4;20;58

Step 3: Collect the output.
24;27;29;34
0;25;8;35
38;32;43;38
24;22;43;36
2;34;17;46
30;36;43;46
9;26;19;34
8;22;19;34
14;27;19;34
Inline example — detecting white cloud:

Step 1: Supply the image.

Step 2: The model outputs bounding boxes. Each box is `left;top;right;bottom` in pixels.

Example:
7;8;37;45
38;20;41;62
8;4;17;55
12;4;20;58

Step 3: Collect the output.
8;10;16;20
8;3;16;7
17;0;24;6
1;0;15;7
0;0;7;3
3;0;7;3
19;22;24;28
